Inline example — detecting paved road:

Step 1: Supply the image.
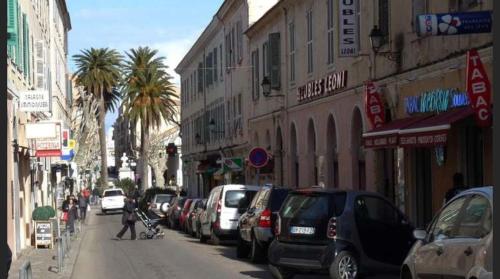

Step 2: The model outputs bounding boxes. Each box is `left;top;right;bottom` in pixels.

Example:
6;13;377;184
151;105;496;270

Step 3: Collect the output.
71;208;397;279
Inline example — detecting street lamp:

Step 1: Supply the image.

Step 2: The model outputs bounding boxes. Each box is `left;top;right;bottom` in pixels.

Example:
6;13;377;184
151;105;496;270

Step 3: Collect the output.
261;76;271;97
369;25;400;62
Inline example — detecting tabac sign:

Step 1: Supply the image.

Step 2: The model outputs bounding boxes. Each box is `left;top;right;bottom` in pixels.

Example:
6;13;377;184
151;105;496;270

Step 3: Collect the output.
466;49;492;127
297;70;348;103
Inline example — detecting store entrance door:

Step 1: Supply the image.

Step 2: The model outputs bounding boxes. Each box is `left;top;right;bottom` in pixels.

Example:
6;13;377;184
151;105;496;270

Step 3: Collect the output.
414;148;433;228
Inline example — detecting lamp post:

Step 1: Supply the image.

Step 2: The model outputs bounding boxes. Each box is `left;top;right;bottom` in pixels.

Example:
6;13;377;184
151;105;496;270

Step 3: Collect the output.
369;25;400;62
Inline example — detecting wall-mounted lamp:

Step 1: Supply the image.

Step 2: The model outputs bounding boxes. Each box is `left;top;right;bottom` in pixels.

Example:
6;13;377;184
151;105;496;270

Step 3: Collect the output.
262;76;283;98
369;25;401;62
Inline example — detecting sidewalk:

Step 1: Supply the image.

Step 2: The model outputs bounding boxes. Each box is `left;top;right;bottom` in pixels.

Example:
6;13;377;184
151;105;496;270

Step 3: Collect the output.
8;220;86;279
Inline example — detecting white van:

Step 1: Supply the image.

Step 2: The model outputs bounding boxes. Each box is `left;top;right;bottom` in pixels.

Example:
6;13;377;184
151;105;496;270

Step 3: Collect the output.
199;184;260;245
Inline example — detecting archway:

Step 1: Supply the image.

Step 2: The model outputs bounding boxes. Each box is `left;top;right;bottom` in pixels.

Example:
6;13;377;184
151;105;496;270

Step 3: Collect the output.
290;124;298;188
307;119;317;186
327;114;339;188
351;107;366;190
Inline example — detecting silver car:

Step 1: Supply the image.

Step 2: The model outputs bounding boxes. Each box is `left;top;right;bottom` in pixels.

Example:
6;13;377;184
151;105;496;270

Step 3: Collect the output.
401;186;492;279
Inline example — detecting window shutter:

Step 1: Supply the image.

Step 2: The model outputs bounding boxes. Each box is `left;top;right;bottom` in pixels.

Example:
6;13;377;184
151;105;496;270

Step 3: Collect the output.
35;40;45;88
7;0;18;59
379;0;389;37
22;13;28;74
197;62;203;92
268;32;281;90
213;48;218;82
206;53;213;86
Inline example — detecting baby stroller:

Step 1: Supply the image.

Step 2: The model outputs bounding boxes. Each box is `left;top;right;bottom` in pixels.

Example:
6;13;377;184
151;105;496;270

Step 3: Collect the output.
135;208;165;239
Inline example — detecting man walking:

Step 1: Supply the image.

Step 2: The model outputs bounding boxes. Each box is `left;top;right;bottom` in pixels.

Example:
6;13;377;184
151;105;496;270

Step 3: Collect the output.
77;192;88;221
116;195;137;240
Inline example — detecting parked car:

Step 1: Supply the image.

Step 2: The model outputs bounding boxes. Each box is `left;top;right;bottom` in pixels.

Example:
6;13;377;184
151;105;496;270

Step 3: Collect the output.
101;188;126;214
179;199;194;231
268;187;415;279
237;186;290;262
185;199;203;235
401;186;492;279
193;199;208;238
149;194;175;218
167;196;187;229
198;184;260;245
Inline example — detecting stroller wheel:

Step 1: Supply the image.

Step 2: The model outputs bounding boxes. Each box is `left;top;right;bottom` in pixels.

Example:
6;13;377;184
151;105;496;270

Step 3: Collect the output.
139;232;147;240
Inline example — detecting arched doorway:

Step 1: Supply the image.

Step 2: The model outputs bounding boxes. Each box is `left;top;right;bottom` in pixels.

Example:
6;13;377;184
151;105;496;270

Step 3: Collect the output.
307;119;318;186
327;114;339;188
290;124;298;188
276;126;284;186
351;107;366;190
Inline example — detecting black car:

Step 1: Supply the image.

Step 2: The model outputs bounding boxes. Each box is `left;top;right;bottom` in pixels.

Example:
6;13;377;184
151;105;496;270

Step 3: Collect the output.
237;186;290;262
167;196;187;229
268;188;415;279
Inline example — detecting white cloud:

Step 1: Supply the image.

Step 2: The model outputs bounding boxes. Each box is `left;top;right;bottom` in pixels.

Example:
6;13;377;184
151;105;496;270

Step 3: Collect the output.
152;35;198;85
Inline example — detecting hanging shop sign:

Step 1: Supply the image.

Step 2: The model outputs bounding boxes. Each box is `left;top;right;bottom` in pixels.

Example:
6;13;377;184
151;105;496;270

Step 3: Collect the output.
297;70;348;103
339;0;359;56
466;49;492;127
399;131;448;147
223;157;243;172
248;147;269;169
405;88;470;115
417;11;492;37
19;90;50;112
364;81;385;129
34;123;62;157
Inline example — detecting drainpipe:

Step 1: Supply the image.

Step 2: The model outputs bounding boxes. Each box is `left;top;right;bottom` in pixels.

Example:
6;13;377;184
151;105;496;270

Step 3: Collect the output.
12;100;21;256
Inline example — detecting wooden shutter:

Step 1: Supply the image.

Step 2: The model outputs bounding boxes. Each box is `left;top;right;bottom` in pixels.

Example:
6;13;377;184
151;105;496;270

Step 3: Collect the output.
35;40;45;89
206;53;213;86
268;32;281;90
7;0;18;59
197;62;203;92
213;48;218;82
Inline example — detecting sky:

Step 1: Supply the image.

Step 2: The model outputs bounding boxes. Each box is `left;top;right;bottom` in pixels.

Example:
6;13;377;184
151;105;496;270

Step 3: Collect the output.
67;0;224;133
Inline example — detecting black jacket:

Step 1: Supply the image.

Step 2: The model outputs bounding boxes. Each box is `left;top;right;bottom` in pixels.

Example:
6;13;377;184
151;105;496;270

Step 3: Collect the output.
121;200;137;225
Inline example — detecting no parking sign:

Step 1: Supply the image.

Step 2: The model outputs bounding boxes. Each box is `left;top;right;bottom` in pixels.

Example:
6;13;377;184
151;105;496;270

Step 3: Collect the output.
248;147;269;168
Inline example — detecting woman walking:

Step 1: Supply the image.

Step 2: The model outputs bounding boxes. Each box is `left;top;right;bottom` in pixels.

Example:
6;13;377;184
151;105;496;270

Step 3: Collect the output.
116;196;137;240
66;197;79;234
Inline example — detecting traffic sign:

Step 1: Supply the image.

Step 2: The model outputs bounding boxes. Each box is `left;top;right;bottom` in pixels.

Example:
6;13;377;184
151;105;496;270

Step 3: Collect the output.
223;157;243;171
248;147;269;168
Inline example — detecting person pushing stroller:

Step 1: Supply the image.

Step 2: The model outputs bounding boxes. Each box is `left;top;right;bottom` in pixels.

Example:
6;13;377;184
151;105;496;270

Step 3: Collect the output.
116;195;137;240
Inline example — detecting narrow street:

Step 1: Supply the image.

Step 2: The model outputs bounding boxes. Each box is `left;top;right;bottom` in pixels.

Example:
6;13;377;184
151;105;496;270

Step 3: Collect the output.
71;208;396;279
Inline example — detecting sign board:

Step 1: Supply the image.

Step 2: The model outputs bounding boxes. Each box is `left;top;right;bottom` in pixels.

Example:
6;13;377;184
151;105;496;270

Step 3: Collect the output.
405;88;470;115
297;70;348;103
25;122;57;139
35;221;53;248
339;0;359;56
364;81;385;129
19;90;50;112
248;147;269;169
223;157;243;172
417;11;492;37
466;49;492;127
34;123;62;157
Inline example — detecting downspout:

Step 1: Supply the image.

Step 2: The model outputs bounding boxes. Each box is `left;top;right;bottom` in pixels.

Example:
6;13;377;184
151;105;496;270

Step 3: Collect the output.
12;100;21;256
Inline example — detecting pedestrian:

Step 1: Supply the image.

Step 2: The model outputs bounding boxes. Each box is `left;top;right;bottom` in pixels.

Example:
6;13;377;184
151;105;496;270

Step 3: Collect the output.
132;185;141;208
77;192;88;221
116;196;137;240
444;172;467;204
66;197;79;234
92;187;100;205
84;187;91;204
62;195;70;212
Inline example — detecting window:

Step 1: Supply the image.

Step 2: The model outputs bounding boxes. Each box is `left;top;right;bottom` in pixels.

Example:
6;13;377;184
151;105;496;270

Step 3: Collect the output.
206;53;213;86
213;48;218;83
379;0;389;38
450;0;480;12
197;62;203;93
262;42;269;78
289;21;295;83
306;9;313;74
281;193;332;220
411;0;427;31
231;26;236;66
236;20;243;63
225;34;230;71
355;196;400;225
254;189;270;209
219;44;223;79
456;195;492;238
268;33;281;89
225;190;257;208
238;94;242;115
327;0;335;65
429;196;467;241
251;50;260;101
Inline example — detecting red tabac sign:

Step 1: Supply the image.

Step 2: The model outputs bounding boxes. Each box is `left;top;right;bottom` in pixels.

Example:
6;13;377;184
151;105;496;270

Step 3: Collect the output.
365;81;385;129
466;49;492;127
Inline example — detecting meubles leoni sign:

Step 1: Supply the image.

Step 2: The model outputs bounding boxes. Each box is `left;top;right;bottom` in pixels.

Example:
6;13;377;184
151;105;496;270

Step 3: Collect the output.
339;0;359;56
19;90;50;112
297;70;348;102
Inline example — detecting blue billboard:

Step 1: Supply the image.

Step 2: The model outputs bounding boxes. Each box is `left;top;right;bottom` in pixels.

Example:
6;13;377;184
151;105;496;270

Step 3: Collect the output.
417;11;492;37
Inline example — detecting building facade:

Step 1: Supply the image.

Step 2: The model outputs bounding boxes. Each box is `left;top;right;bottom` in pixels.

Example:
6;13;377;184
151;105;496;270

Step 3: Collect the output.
176;0;278;198
7;0;71;258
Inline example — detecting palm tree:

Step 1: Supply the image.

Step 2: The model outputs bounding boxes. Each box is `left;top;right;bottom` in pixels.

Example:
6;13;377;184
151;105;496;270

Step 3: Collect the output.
121;46;178;190
73;48;123;188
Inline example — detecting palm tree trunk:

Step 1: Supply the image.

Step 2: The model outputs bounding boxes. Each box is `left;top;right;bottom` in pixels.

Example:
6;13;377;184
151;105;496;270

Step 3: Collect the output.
140;121;149;190
98;86;108;188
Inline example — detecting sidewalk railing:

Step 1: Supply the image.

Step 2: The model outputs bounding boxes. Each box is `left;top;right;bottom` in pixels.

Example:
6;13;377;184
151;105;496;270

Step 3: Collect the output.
56;219;82;273
18;261;32;279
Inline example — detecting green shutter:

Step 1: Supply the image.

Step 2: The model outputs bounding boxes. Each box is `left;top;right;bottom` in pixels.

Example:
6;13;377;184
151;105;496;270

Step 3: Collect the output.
23;13;28;76
7;0;18;59
16;4;22;68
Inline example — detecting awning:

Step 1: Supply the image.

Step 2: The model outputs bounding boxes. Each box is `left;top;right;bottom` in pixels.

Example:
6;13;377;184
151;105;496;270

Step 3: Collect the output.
363;115;431;148
399;107;474;147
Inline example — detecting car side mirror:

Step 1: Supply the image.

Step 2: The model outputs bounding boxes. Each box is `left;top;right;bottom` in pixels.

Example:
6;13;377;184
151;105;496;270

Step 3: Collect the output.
413;229;427;240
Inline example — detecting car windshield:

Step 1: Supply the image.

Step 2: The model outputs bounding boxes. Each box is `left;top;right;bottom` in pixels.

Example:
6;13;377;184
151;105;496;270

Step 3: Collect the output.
104;190;123;197
225;190;257;208
156;195;172;203
270;189;290;211
281;192;346;220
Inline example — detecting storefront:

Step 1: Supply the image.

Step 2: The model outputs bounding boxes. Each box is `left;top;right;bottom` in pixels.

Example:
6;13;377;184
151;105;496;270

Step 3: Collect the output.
363;51;493;228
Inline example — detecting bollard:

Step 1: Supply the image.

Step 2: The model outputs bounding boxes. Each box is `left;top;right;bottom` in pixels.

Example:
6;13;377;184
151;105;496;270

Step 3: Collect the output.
18;261;32;279
57;237;64;272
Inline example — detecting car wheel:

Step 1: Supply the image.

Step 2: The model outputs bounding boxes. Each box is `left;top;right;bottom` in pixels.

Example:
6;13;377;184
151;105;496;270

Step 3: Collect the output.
268;264;295;279
101;209;106;215
250;235;265;263
400;266;412;279
236;233;250;258
210;228;220;246
330;251;359;279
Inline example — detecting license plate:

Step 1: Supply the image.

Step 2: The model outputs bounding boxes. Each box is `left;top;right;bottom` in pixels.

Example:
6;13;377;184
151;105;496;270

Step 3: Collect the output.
290;226;315;235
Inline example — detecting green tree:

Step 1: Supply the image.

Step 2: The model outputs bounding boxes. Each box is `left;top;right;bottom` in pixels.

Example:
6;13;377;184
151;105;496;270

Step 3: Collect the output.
72;48;123;188
121;47;178;190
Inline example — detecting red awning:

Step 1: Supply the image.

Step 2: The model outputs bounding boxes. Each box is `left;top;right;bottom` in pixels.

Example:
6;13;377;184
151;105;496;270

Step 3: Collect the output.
399;107;475;147
363;115;431;148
